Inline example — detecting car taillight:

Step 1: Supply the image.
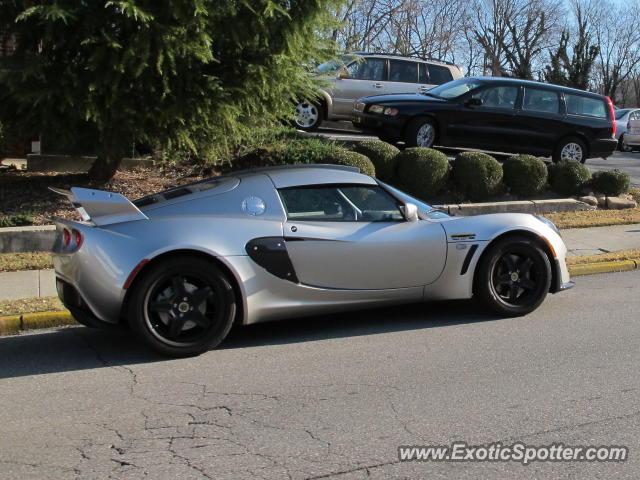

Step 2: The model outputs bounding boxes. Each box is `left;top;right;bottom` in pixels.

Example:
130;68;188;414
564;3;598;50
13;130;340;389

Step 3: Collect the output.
61;227;83;251
73;229;83;249
606;96;616;136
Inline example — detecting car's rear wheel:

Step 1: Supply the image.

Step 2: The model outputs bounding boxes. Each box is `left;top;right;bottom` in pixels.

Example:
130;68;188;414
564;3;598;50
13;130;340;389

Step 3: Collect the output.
553;136;587;163
293;100;323;131
618;134;626;152
475;236;551;317
129;256;237;357
404;117;437;148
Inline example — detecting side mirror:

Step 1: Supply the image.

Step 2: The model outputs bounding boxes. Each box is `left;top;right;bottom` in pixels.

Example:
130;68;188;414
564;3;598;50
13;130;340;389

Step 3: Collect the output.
402;202;419;222
466;97;482;107
337;69;349;79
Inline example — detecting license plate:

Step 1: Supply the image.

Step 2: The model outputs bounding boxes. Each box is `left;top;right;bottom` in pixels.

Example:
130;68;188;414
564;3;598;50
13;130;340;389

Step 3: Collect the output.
631;128;640;134
351;115;361;124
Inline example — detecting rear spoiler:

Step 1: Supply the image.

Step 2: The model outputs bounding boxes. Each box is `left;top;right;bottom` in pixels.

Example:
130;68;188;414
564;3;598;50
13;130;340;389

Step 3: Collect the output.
49;187;148;226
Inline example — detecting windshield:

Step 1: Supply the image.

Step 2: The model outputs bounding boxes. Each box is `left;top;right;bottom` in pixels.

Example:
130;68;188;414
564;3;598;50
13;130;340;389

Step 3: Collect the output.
426;78;484;99
378;182;449;219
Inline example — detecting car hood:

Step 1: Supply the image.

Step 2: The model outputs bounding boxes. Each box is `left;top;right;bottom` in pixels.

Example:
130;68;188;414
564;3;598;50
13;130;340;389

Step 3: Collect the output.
359;93;448;104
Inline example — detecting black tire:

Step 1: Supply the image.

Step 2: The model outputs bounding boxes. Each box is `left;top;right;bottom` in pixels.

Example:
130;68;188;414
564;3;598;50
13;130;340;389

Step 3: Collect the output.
475;236;551;317
292;100;323;132
553;136;587;163
128;256;237;357
404;117;437;148
618;134;625;152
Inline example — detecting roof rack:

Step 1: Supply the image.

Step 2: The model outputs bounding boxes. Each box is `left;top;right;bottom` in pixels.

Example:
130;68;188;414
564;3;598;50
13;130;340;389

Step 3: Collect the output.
347;52;456;66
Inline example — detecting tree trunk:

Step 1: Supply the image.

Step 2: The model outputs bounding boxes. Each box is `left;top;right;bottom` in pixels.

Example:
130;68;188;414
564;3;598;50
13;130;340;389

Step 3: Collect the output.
87;149;123;181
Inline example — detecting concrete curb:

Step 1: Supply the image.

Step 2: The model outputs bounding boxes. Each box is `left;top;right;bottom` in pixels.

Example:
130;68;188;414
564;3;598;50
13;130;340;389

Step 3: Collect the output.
2;259;640;336
0;310;76;335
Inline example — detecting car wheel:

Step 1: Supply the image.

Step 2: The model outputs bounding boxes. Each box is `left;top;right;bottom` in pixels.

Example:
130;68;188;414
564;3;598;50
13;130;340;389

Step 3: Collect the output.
293;100;323;131
618;135;625;152
553;137;587;163
405;117;436;148
129;256;237;357
475;236;551;317
622;142;633;152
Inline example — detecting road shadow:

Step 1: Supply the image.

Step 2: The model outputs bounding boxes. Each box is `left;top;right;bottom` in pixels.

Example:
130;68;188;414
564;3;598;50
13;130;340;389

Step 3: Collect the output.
0;299;507;380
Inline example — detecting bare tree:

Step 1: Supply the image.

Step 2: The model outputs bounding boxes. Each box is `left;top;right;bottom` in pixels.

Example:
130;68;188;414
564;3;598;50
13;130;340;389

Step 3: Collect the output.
592;0;640;101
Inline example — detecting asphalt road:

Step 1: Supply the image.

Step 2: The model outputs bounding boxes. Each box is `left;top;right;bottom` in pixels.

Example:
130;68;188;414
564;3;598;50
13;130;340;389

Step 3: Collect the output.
2;270;640;479
314;124;640;187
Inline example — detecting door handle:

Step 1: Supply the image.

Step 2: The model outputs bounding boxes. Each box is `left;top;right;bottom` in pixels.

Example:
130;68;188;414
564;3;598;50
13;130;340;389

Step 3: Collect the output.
374;83;383;88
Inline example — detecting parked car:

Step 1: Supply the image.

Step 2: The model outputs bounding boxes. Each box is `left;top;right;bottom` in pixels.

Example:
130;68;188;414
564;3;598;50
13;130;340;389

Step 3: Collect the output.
352;76;618;163
293;53;463;131
622;112;640;152
615;108;640;150
52;164;572;357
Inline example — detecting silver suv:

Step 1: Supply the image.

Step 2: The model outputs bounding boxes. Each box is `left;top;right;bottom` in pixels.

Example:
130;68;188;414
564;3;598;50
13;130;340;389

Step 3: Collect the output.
293;53;463;131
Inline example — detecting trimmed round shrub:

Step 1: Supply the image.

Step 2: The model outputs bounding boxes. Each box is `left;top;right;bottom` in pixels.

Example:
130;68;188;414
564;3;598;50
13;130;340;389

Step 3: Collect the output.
396;147;450;198
502;154;548;197
548;160;591;195
353;140;400;182
591;169;630;196
324;150;376;177
452;152;503;200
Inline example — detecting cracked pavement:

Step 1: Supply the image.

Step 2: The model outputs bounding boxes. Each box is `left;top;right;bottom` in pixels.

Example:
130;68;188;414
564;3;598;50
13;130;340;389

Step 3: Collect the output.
1;271;640;479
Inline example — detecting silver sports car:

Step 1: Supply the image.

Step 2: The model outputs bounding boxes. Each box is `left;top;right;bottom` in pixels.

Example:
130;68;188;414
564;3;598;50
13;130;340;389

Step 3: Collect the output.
52;164;574;356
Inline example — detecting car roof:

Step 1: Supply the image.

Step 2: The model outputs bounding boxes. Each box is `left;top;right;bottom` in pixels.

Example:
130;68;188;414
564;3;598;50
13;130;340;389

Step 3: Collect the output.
349;52;457;68
134;164;376;206
470;76;606;98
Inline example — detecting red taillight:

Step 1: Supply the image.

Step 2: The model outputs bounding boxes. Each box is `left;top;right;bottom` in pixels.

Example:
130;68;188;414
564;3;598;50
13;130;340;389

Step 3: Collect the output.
63;229;71;248
606;96;616;136
73;229;83;249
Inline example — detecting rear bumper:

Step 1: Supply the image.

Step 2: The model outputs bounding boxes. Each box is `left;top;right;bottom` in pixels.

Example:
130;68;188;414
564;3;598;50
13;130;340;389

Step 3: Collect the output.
623;133;640;146
56;278;119;328
589;138;618;158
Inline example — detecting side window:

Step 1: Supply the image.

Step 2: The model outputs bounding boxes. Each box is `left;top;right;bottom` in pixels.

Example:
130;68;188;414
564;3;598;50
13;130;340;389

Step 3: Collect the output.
472;86;518;109
278;185;404;222
522;87;560;113
388;59;419;83
346;58;386;81
427;64;453;84
565;94;607;118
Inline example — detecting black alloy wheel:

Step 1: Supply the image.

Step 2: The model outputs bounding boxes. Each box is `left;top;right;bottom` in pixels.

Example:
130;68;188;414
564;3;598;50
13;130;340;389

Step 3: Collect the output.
129;256;236;357
475;236;551;316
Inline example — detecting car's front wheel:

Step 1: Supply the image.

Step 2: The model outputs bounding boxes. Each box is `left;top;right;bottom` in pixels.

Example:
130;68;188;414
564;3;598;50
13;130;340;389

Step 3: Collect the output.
475;236;551;317
404;117;437;148
553;136;587;163
292;100;323;131
129;256;237;357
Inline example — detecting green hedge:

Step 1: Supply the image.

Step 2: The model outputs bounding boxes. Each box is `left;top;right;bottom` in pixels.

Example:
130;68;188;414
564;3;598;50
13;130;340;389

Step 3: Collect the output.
591;169;630;196
353;140;400;182
452;152;503;200
396;148;450;198
324;150;376;177
502;154;548;197
548;161;591;195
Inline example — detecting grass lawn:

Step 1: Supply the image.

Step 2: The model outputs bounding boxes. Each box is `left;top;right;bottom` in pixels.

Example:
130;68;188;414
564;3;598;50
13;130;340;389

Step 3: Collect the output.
0;252;53;272
0;296;64;316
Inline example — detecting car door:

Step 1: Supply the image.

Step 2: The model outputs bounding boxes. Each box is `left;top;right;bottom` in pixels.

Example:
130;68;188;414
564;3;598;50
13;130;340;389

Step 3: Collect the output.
447;84;520;150
509;86;565;154
384;59;431;95
278;184;447;290
331;57;387;116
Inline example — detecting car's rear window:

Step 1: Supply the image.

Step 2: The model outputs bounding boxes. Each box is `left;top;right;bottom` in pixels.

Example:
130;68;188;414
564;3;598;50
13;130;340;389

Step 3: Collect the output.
427;64;453;85
565;94;607;118
615;109;630;119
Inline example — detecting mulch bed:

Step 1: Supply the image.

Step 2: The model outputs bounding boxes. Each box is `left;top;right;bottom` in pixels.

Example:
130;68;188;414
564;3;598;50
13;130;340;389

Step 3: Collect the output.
0;165;213;225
